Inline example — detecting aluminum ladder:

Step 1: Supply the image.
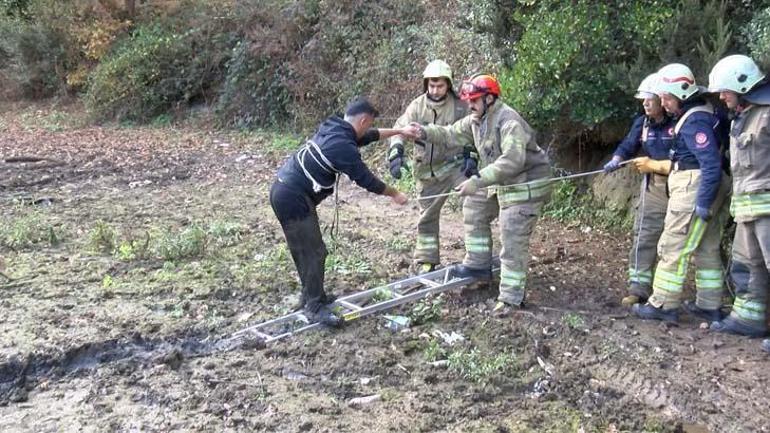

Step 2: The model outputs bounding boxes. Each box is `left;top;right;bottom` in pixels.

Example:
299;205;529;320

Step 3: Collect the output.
226;261;500;346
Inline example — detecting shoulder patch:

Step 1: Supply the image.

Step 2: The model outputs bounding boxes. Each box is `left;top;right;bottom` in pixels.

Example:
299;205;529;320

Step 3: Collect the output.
695;132;709;148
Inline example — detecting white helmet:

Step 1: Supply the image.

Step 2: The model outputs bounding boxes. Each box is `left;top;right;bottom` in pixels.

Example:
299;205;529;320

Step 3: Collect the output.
423;60;453;91
708;54;765;94
656;63;698;100
635;73;660;99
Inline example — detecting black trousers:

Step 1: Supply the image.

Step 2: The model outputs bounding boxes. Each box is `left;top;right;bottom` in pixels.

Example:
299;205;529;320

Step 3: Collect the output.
270;181;330;313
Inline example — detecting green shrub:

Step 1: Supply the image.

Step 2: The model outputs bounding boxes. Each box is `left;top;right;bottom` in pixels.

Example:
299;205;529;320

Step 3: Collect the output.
155;224;209;262
501;0;675;131
0;20;69;98
744;7;770;71
88;220;117;253
85;2;234;122
543;180;631;231
448;347;517;385
216;39;292;128
0;210;60;249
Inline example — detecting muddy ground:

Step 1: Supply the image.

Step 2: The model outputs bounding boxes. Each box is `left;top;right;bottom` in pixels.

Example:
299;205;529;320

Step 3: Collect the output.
0;102;768;433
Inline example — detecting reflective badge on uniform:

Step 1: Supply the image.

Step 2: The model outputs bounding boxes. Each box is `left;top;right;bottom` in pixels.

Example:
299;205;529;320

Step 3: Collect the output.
695;132;709;148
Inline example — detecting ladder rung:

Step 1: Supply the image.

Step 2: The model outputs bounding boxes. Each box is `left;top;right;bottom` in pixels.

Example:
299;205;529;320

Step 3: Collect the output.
337;300;363;311
417;278;442;288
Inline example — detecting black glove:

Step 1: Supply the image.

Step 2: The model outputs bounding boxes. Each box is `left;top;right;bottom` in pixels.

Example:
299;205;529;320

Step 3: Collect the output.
462;150;480;178
388;144;405;179
389;157;404;179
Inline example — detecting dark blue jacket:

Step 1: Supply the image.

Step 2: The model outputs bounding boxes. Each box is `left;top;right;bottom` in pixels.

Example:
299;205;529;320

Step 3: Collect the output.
276;116;385;206
613;114;675;161
670;98;723;210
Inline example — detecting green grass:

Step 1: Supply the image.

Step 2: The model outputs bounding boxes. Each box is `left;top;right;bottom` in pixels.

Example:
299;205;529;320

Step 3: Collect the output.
561;312;586;330
409;294;444;325
447;347;518;385
0;209;61;250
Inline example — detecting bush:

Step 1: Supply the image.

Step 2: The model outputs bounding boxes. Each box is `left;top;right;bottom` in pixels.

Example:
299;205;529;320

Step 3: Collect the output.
0;20;69;98
85;2;234;121
500;0;676;132
744;7;770;71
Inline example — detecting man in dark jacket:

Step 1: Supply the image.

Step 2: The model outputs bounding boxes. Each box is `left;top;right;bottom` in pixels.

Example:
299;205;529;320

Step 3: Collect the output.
270;96;417;326
604;72;675;306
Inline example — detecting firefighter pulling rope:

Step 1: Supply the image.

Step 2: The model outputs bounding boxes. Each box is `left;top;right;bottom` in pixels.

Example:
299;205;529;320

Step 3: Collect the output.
416;159;637;202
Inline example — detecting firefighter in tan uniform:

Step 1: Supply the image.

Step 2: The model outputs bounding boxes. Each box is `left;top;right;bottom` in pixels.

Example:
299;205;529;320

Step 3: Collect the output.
633;63;731;323
411;74;551;309
388;60;473;273
707;55;770;342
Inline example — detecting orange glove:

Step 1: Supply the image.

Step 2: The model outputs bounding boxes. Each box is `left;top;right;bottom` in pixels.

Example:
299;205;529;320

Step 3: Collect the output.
633;157;671;175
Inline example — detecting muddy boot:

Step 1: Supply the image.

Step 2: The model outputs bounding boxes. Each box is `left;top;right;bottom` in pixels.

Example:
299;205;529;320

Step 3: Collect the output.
709;316;766;338
682;300;724;322
451;265;493;281
762;339;770;354
492;300;525;317
304;304;343;328
632;303;679;324
621;295;643;307
623;283;649;306
417;263;437;275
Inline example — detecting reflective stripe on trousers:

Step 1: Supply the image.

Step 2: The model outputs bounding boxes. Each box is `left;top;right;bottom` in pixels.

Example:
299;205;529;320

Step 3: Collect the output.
414;165;467;265
628;174;667;295
649;170;729;309
462;188;546;306
726;218;770;330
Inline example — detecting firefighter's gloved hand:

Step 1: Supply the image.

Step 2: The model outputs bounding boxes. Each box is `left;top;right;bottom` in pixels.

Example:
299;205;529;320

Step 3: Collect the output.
389;156;404;179
456;176;483;196
695;205;711;221
633;157;671;175
462;155;479;178
388;144;405;179
603;158;621;173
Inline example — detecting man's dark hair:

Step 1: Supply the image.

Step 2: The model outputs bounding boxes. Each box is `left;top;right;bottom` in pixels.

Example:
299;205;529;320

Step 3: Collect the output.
345;96;379;118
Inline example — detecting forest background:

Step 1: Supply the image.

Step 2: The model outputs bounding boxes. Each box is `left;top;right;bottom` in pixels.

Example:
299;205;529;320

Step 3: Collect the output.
2;0;770;170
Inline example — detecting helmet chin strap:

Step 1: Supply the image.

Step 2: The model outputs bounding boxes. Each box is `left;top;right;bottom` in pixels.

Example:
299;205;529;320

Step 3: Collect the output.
480;95;493;118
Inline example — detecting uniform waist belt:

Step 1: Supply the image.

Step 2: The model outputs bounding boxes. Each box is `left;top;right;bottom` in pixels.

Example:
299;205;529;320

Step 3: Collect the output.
673;160;699;171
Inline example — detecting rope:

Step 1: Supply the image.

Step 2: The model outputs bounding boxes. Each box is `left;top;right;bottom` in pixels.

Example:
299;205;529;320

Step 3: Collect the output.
416;159;636;202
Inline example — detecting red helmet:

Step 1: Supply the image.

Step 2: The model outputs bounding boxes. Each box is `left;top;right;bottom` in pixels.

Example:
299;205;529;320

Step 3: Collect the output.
459;74;501;101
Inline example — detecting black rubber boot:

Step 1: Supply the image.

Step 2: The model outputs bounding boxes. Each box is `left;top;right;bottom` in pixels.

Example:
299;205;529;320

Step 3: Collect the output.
450;265;493;281
632;303;679;324
683;300;724;322
305;304;343;328
709;316;767;338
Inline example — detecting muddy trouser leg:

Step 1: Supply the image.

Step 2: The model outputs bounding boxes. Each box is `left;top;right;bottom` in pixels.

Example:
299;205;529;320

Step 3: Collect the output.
497;200;544;306
628;175;668;298
281;210;328;313
649;170;708;309
726;218;769;332
414;168;467;266
462;190;499;269
691;176;731;310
